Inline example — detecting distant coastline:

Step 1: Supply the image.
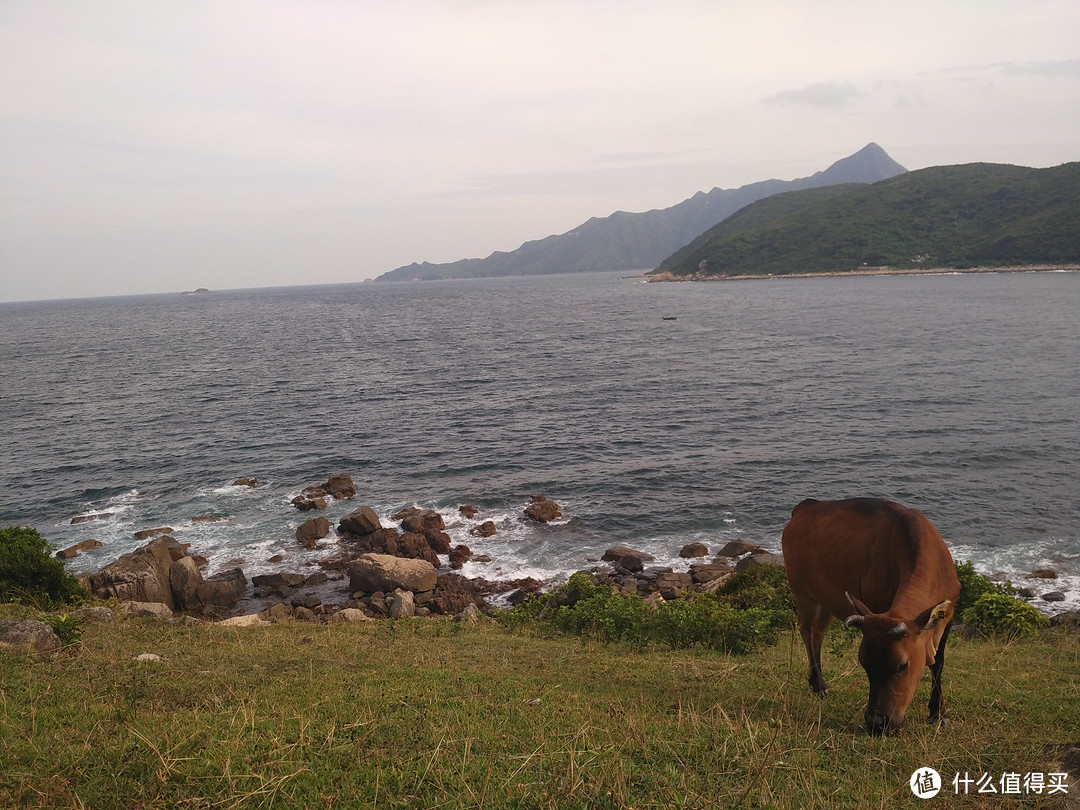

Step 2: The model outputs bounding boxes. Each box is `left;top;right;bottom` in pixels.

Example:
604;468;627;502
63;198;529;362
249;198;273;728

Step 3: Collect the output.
644;263;1080;283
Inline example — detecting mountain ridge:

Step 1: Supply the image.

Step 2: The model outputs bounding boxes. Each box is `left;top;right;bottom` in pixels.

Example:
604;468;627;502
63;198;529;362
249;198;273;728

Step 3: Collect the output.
374;143;906;282
651;161;1080;277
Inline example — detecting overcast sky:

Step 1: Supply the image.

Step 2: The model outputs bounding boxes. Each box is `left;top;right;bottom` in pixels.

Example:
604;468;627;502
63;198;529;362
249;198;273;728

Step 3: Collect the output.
2;1;1078;302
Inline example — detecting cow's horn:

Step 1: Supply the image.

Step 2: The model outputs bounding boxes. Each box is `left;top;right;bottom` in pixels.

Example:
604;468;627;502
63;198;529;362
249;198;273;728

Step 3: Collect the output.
888;622;908;638
844;614;865;629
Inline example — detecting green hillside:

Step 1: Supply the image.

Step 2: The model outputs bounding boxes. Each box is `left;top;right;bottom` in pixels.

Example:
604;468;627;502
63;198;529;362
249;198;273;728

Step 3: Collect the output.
652;162;1080;277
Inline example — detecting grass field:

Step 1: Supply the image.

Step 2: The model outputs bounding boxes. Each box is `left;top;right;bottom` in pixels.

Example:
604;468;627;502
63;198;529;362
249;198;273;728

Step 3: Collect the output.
2;610;1078;809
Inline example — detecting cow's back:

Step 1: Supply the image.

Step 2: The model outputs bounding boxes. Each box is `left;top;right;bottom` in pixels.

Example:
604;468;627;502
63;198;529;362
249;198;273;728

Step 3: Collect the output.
782;498;930;620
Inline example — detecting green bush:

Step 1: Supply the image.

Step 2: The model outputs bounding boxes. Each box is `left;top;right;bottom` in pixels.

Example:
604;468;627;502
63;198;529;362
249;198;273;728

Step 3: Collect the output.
717;564;796;614
499;566;794;655
962;592;1049;640
954;559;1016;615
0;525;87;607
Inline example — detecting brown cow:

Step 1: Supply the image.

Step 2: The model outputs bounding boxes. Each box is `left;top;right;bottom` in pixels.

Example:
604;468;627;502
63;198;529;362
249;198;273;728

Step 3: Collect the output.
782;498;961;735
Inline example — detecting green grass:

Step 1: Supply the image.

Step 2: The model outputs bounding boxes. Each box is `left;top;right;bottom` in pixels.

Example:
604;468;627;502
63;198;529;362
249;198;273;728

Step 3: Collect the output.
1;609;1078;808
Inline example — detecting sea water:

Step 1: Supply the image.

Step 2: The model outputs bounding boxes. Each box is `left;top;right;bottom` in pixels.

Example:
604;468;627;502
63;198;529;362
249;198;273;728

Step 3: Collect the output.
1;270;1077;611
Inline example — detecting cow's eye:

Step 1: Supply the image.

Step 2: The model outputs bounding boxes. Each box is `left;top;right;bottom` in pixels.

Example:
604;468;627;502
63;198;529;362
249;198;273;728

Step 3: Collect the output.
897;661;909;674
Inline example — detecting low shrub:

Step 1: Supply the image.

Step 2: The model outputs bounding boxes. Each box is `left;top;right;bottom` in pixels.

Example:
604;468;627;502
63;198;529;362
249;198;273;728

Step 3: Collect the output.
0;525;87;608
962;592;1049;640
954;559;1016;615
41;612;83;646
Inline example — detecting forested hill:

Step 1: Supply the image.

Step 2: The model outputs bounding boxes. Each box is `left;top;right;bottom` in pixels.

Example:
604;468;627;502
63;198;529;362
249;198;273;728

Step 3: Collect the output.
652;161;1080;277
375;143;906;282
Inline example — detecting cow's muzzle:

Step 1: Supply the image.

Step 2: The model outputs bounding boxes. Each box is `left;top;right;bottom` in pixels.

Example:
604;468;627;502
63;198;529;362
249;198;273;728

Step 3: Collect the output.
865;708;904;736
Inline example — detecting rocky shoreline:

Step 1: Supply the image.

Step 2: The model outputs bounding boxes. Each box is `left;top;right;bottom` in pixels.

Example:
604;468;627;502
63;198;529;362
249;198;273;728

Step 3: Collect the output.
644;263;1080;283
54;472;789;628
50;472;1075;630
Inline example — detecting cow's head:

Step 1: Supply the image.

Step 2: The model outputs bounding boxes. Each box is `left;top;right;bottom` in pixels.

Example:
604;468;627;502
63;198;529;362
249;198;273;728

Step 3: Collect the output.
844;592;953;735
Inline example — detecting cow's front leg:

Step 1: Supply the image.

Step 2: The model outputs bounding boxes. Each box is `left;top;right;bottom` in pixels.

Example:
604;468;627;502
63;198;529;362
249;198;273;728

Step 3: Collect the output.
928;621;953;726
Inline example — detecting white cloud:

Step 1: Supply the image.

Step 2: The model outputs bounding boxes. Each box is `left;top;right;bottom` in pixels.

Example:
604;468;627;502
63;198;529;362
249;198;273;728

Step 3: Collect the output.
764;83;863;108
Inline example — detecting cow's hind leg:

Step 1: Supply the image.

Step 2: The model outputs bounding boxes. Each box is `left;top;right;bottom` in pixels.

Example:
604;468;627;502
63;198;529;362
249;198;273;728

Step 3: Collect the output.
796;599;834;697
928;621;953;726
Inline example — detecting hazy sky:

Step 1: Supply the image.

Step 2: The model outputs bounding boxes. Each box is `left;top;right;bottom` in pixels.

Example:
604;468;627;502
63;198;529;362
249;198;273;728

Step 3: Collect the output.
2;1;1078;302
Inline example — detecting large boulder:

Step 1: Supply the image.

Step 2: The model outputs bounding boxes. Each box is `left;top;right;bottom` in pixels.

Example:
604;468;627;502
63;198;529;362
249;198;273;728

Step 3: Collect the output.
296;516;332;548
0;620;60;655
339;506;382;537
348;553;438;594
88;536;182;609
524;495;562;523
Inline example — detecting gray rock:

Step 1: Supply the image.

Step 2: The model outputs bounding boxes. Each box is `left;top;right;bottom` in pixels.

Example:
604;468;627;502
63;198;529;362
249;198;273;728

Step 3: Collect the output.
116;601;174;620
0;620;60;655
388;588;416;618
457;603;481;624
73;606;115;623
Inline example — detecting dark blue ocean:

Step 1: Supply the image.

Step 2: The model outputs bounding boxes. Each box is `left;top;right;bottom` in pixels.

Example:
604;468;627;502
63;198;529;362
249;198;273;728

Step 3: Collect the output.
2;270;1078;611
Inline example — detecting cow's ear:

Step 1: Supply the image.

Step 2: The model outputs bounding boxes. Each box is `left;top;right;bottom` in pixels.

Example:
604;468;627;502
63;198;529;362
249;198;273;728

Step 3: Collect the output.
915;599;952;633
846;591;872;616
